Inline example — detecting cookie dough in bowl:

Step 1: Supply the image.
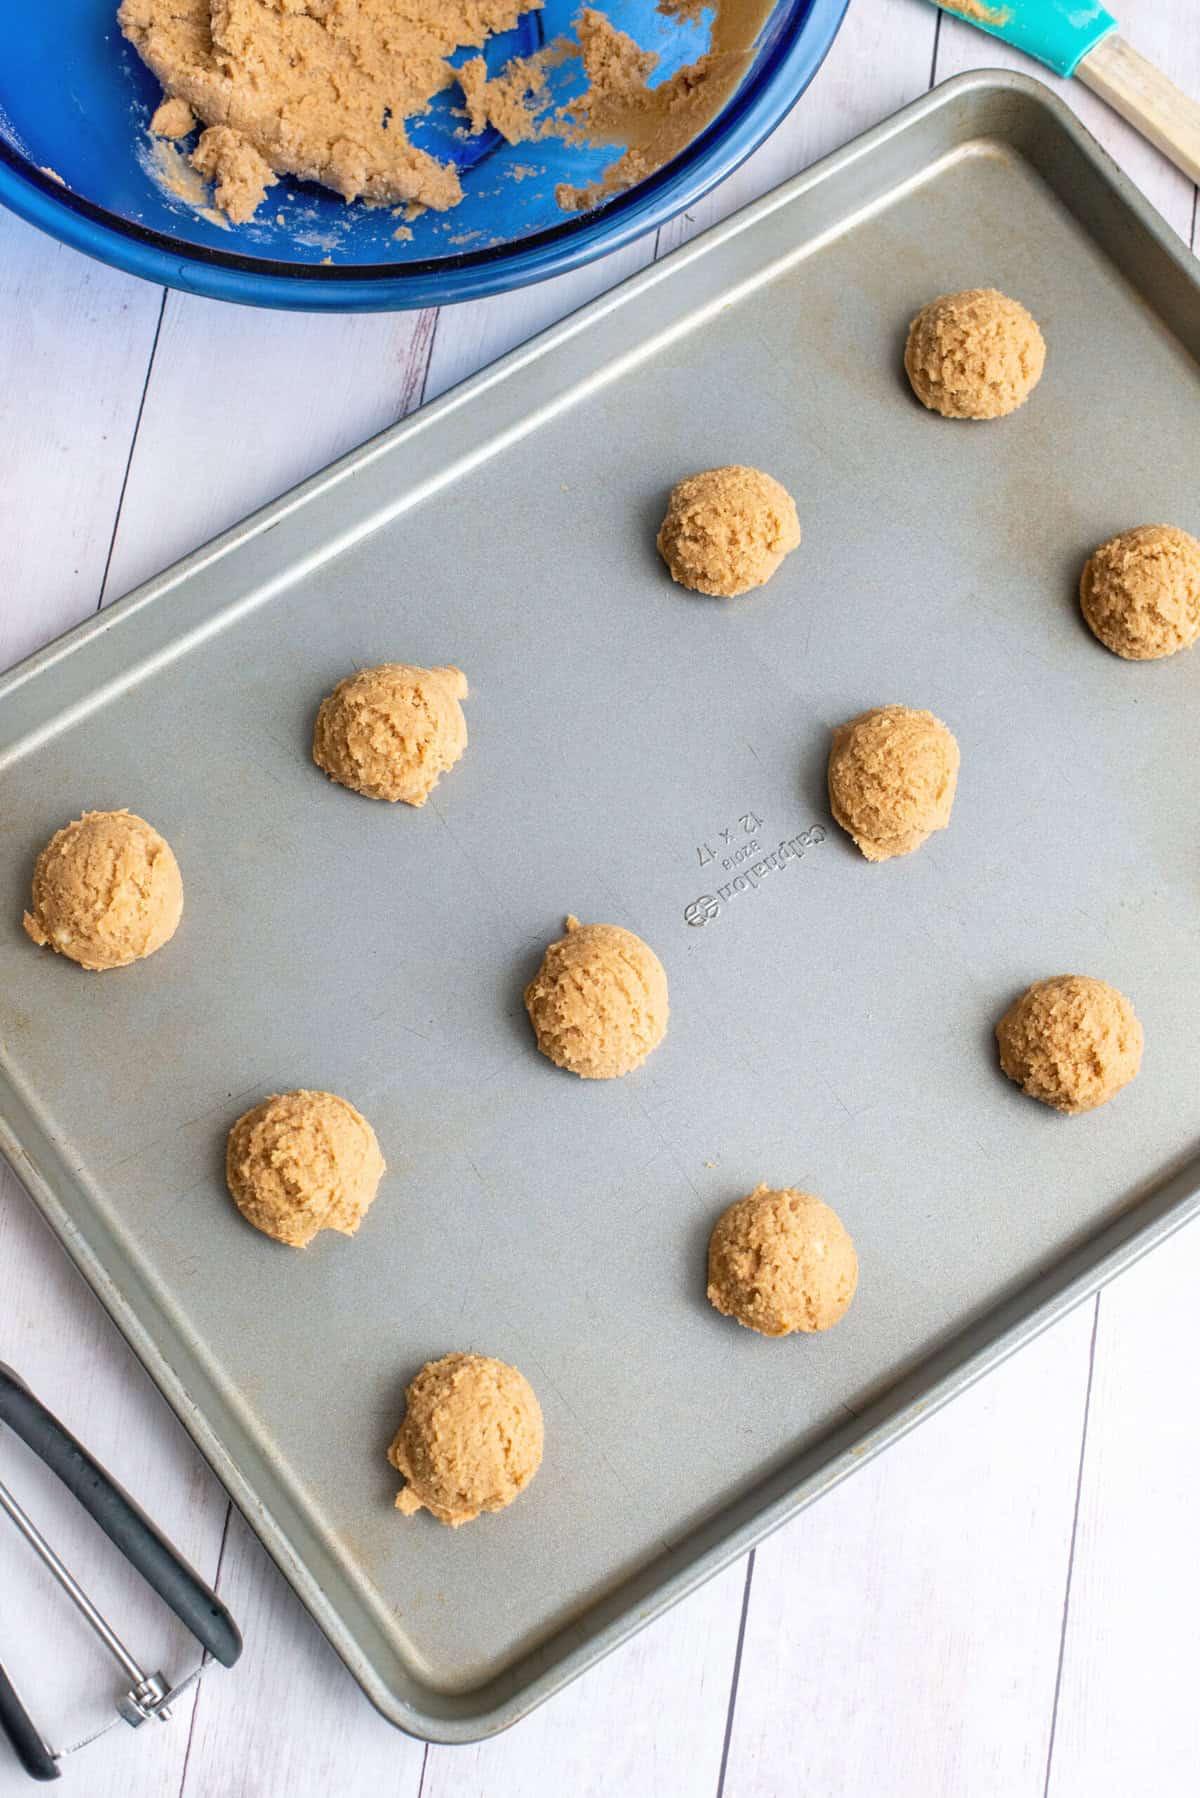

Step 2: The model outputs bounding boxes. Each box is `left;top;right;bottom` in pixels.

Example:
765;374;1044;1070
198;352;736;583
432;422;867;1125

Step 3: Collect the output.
707;1185;858;1336
904;289;1045;419
22;809;183;971
657;466;801;597
1079;524;1200;660
313;663;468;806
996;976;1143;1114
118;0;507;221
524;916;668;1078
828;705;959;862
388;1352;544;1527
226;1089;386;1246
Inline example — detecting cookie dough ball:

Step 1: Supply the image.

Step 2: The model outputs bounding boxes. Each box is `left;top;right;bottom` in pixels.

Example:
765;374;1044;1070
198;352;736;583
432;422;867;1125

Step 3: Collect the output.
657;465;801;597
1079;524;1200;661
226;1090;386;1247
22;810;182;971
904;289;1045;420
996;976;1143;1114
707;1185;858;1337
149;96;196;139
524;915;668;1079
828;705;959;862
388;1352;544;1527
313;662;468;805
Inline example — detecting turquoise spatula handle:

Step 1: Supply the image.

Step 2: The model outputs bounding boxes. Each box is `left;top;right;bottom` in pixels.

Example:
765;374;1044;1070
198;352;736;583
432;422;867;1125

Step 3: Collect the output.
937;1;1117;79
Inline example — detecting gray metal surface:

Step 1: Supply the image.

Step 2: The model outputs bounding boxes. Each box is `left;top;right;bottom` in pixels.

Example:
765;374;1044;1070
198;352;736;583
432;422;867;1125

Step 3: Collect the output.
2;70;1199;1742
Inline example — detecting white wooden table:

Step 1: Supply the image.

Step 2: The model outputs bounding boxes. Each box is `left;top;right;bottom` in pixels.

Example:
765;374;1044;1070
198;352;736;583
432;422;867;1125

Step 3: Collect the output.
2;3;1198;1792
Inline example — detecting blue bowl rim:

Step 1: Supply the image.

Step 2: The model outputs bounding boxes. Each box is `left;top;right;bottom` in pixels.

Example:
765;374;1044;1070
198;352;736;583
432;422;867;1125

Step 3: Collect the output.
0;0;849;309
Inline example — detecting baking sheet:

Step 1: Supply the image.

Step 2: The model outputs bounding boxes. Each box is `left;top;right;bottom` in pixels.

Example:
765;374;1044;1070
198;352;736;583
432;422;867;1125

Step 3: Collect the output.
2;71;1199;1742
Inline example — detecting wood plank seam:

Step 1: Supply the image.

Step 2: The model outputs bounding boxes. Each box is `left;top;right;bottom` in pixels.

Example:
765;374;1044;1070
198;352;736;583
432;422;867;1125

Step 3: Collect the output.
1040;1294;1102;1798
94;290;167;610
176;1501;234;1798
400;308;440;419
714;1550;756;1798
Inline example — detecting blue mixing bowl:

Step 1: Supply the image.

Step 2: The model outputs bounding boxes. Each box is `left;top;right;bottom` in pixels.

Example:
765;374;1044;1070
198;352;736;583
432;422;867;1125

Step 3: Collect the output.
0;0;847;310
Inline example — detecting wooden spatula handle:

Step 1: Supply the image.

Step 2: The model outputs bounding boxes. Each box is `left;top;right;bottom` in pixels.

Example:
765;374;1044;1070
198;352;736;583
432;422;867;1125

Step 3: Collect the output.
1076;32;1200;187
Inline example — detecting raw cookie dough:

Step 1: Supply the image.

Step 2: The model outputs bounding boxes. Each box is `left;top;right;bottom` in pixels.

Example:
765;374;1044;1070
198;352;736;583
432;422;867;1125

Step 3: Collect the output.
312;663;469;806
226;1090;386;1247
554;8;766;213
707;1184;858;1336
657;466;801;598
150;96;196;139
117;0;518;219
121;1;772;225
23;810;183;971
1079;524;1200;660
996;975;1143;1114
387;1352;543;1526
190;123;277;222
828;706;959;862
904;289;1045;420
524;916;668;1078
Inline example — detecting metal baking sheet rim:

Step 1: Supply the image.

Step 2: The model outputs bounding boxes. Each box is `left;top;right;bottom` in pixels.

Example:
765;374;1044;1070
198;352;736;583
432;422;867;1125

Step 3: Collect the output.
3;69;1200;1742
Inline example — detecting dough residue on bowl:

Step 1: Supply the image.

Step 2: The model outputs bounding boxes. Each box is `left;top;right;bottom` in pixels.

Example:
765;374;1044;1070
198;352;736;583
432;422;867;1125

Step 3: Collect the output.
551;4;764;213
118;0;772;225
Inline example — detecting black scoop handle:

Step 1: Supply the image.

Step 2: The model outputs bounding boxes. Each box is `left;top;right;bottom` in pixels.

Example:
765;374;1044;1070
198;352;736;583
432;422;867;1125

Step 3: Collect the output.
0;1665;59;1781
0;1364;241;1669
